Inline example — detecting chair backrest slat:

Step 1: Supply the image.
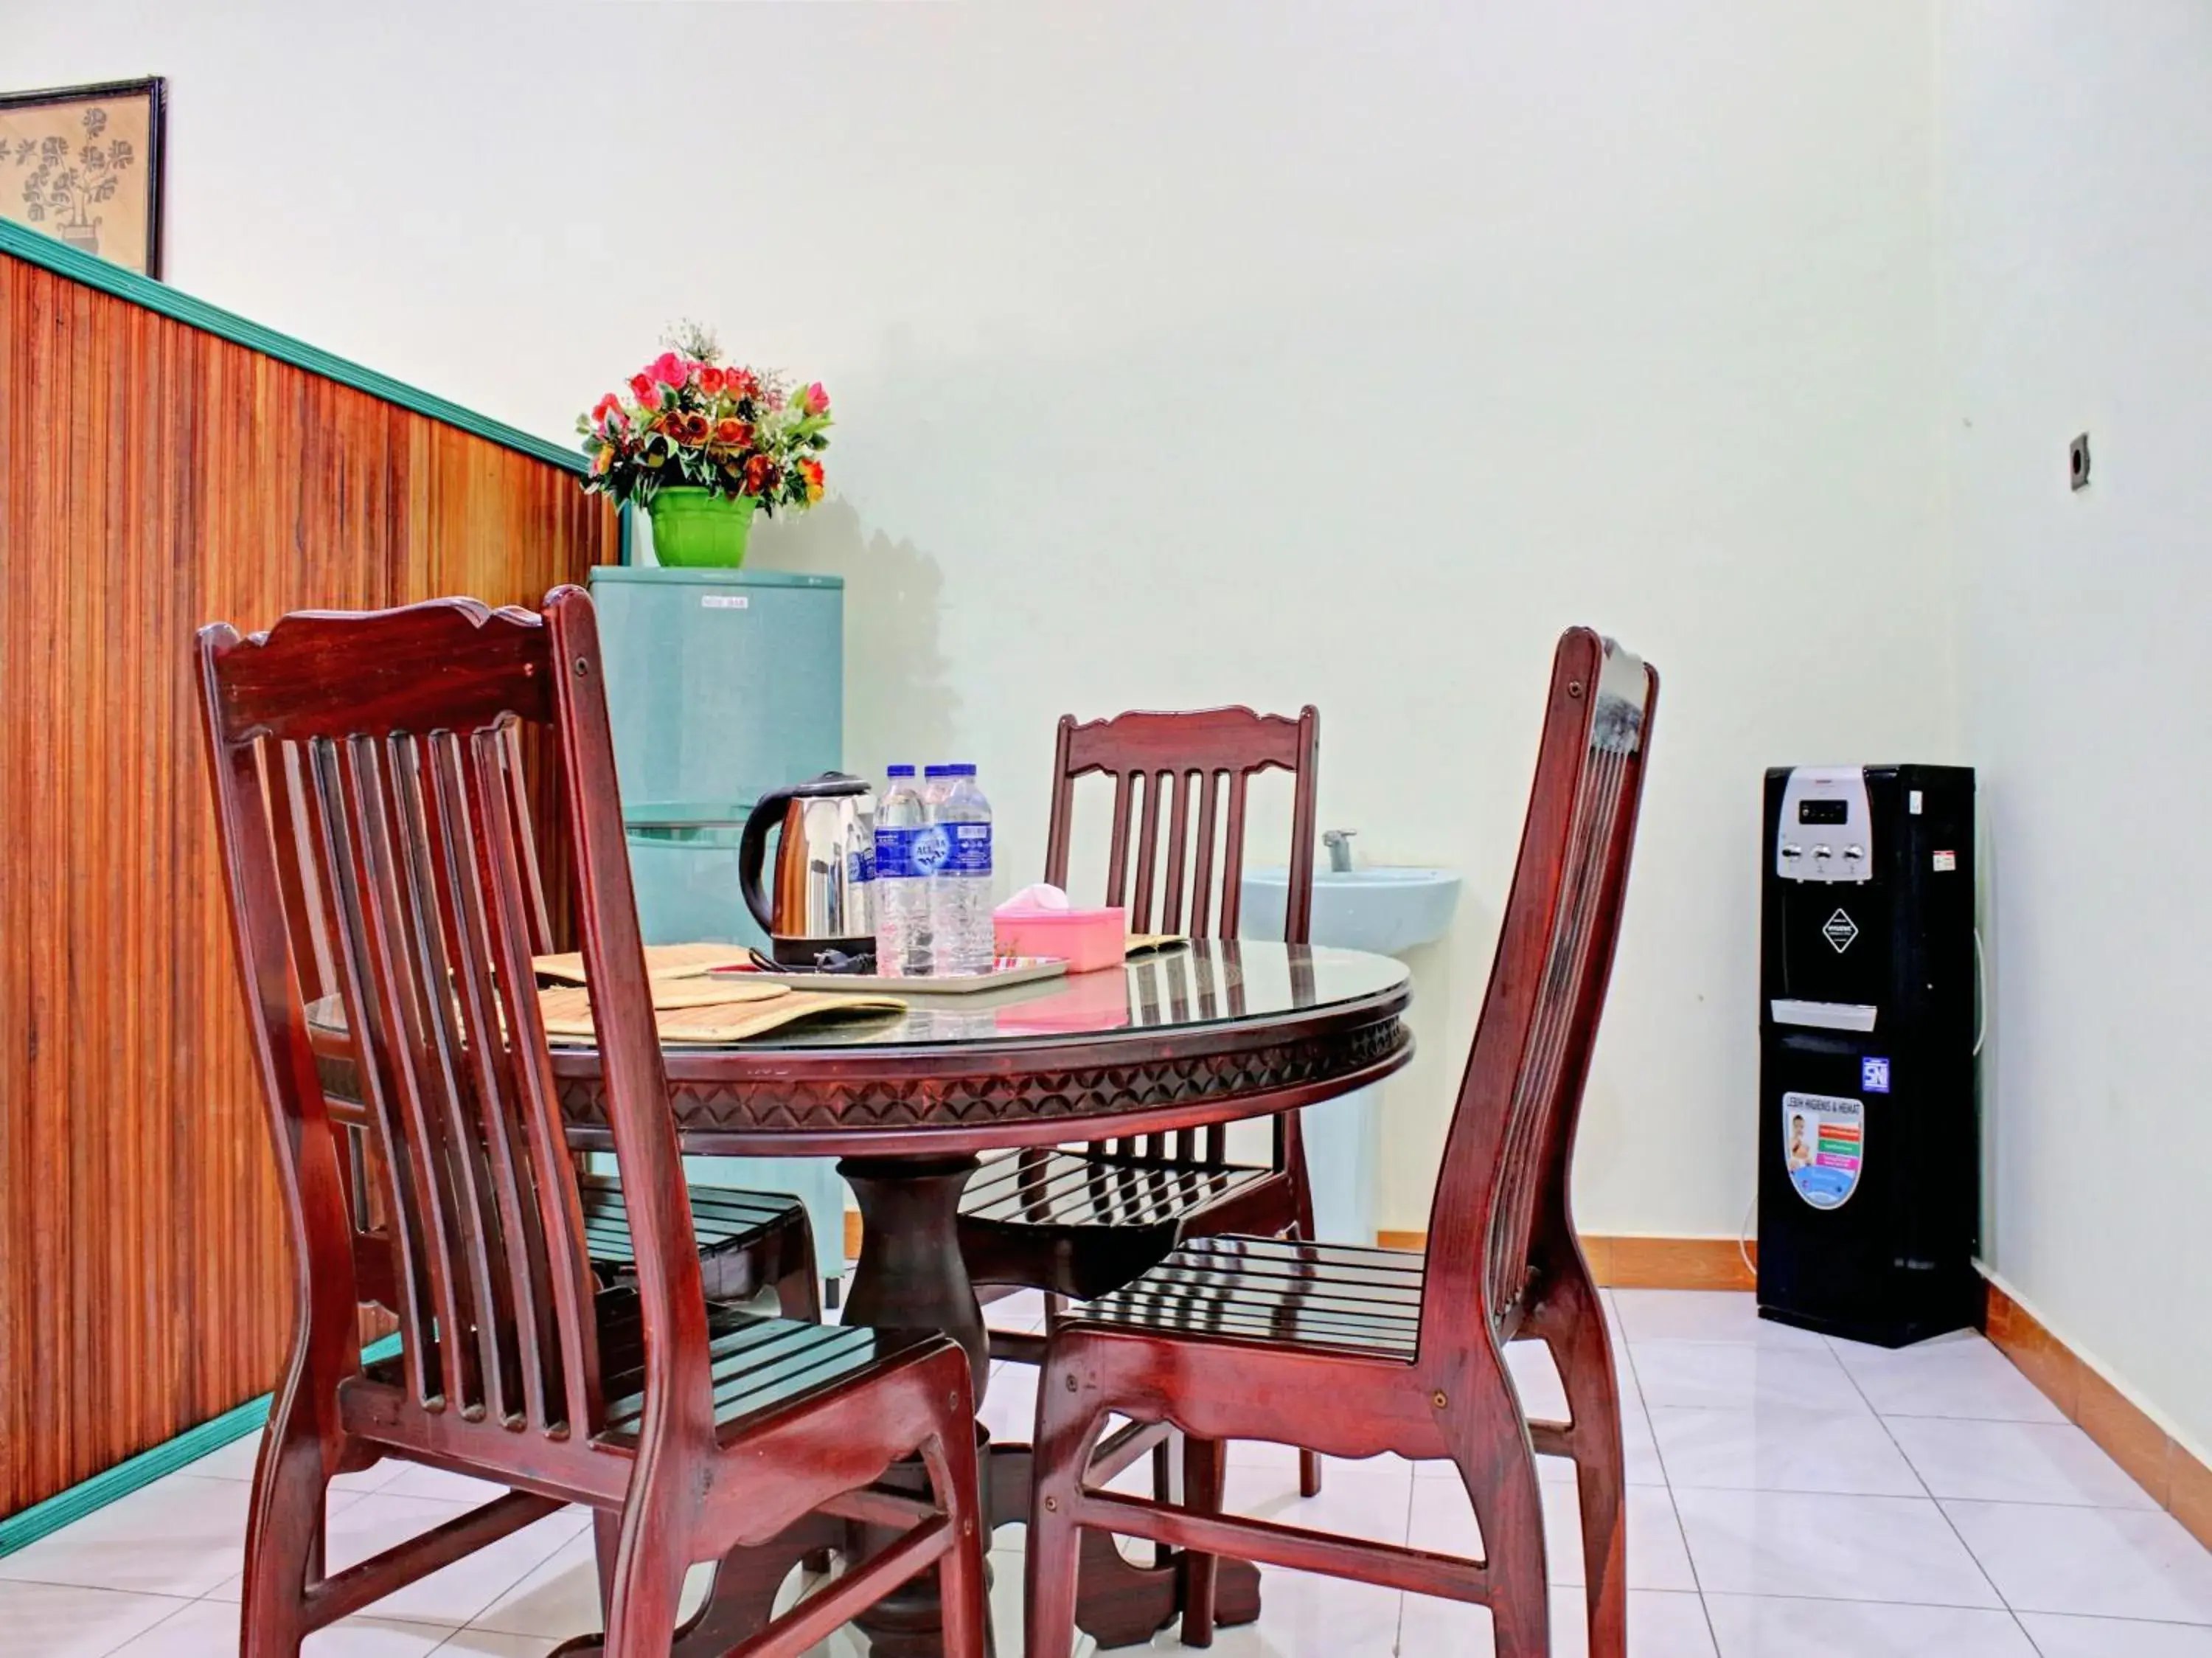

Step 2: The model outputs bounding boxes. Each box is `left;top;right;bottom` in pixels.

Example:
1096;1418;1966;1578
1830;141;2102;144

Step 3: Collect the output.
199;592;700;1446
1044;705;1319;945
1417;631;1656;1353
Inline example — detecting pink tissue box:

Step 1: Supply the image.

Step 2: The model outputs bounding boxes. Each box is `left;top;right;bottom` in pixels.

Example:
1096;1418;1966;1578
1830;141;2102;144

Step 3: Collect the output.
992;904;1127;974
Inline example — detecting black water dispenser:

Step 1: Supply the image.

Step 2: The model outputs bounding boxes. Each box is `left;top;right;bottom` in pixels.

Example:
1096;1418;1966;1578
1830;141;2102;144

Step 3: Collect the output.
1757;766;1979;1347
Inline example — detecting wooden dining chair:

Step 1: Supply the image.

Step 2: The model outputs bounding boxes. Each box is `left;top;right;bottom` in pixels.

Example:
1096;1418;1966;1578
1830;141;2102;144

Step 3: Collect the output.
1024;629;1656;1658
200;590;987;1658
265;698;822;1318
956;704;1326;1491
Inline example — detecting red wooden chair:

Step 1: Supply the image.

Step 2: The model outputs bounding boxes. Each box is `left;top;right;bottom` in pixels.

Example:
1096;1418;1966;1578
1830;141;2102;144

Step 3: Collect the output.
1023;630;1656;1658
267;724;824;1319
200;591;987;1658
955;704;1326;1494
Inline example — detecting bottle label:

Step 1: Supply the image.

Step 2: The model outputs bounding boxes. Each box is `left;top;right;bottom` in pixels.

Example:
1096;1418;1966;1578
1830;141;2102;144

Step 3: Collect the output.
875;827;921;880
943;822;992;875
911;825;953;875
846;846;876;885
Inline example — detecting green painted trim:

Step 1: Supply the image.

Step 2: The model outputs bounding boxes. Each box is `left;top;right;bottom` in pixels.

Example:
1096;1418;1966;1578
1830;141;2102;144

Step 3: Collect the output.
585;564;842;590
0;219;586;476
0;1333;405;1560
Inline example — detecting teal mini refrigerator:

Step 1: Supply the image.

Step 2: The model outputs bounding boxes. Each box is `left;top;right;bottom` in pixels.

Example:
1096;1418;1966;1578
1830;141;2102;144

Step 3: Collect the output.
587;563;848;1300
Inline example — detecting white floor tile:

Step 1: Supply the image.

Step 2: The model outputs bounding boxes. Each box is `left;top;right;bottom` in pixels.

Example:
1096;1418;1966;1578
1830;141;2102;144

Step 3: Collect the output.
1613;1291;1827;1350
0;1474;255;1598
0;1579;193;1657
1127;1561;1403;1656
1407;1472;1696;1591
105;1596;456;1657
1827;1331;2066;1423
1400;1584;1717;1658
430;1634;563;1658
1649;1405;1923;1496
174;1433;403;1496
1507;1338;1572;1419
375;1466;515;1506
207;1496;590;1629
1672;1488;2001;1606
979;1360;1040;1447
2016;1611;2212;1657
1630;1341;1868;1414
1885;1417;2159;1509
1225;1449;1414;1544
1701;1592;2037;1657
1944;1499;2212;1623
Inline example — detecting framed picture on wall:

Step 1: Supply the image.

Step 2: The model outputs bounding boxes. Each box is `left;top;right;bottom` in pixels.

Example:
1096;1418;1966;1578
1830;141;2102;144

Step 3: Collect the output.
0;77;167;277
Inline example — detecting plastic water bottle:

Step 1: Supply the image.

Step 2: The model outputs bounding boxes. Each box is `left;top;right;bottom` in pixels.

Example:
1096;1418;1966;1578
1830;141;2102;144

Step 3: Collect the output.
927;763;995;976
873;765;933;977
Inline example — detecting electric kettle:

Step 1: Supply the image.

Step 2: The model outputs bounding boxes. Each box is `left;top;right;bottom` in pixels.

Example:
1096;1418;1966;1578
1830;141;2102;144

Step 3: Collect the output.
739;772;877;965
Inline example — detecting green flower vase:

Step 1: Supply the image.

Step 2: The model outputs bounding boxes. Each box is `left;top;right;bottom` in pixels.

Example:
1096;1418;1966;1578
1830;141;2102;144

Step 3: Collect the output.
647;488;757;569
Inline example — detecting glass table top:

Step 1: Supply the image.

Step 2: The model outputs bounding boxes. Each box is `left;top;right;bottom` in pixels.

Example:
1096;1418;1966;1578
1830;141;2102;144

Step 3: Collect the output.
662;940;1408;1052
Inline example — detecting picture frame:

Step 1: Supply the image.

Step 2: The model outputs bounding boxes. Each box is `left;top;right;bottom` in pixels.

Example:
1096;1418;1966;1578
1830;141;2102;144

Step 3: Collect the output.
0;77;167;277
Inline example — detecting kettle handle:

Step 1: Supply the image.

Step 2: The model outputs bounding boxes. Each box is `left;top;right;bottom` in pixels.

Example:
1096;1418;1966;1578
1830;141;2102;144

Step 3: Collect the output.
738;787;801;937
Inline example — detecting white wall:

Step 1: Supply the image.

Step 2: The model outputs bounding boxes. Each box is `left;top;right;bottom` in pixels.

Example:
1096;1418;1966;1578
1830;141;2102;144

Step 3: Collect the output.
1938;1;2212;1455
7;1;1955;1238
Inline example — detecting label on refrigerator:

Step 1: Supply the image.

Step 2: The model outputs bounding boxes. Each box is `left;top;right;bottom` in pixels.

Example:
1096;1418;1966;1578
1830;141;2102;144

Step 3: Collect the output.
700;594;749;610
1781;1092;1864;1211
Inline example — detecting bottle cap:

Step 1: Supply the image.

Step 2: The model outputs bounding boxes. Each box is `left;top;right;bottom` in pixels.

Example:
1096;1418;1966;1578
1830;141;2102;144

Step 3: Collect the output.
947;763;978;776
924;763;955;776
886;764;916;777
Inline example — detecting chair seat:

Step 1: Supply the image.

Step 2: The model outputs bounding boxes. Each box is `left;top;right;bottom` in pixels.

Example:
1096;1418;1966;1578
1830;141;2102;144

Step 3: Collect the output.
596;1295;935;1442
1069;1234;1425;1360
957;1150;1284;1302
359;1290;936;1443
580;1176;810;1301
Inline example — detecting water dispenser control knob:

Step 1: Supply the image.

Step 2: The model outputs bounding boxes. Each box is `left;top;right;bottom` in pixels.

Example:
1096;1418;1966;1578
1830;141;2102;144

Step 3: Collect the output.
1781;844;1804;861
1846;845;1865;861
1813;845;1834;860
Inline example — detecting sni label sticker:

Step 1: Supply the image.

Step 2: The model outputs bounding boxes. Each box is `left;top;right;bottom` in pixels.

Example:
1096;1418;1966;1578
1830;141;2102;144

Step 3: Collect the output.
1861;1056;1891;1093
1783;1092;1864;1211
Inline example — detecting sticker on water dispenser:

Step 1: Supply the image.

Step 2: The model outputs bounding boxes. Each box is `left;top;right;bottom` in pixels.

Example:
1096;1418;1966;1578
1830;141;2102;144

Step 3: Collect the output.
1861;1056;1891;1093
1782;1091;1864;1211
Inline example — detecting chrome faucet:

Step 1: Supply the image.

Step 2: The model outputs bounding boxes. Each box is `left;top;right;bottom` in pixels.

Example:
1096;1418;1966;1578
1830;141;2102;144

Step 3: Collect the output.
1322;828;1357;874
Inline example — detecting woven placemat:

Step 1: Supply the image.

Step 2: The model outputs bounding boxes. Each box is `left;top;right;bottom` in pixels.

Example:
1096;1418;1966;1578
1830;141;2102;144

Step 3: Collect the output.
538;984;904;1044
532;942;745;985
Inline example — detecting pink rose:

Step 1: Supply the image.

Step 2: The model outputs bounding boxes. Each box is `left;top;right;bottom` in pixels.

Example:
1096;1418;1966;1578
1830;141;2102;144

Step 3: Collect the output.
591;392;625;429
803;381;830;416
650;351;686;389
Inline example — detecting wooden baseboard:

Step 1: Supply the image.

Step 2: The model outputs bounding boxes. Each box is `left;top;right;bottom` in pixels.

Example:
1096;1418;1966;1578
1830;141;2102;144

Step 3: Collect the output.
1982;1278;2212;1554
1376;1230;1756;1291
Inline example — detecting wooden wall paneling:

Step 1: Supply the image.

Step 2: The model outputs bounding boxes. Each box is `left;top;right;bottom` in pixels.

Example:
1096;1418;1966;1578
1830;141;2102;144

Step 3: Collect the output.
0;245;618;1517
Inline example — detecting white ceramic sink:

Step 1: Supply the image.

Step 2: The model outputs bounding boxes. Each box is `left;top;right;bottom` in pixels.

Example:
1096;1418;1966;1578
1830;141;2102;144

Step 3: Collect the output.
1241;865;1463;956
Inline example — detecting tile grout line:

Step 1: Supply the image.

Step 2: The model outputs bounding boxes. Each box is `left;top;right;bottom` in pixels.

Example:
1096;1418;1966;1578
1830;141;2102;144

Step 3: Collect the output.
1609;1294;1729;1658
1823;1328;2049;1654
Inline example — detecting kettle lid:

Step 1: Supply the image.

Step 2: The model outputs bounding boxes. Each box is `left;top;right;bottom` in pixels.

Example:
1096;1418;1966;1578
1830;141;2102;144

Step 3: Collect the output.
782;771;872;799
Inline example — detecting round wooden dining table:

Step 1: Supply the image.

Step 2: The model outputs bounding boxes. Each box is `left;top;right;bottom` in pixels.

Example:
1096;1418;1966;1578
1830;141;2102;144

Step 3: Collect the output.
325;939;1411;1656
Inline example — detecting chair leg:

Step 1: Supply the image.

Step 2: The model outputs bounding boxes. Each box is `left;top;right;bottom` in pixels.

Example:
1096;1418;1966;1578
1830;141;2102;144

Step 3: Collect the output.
1025;1350;1105;1658
1178;1435;1228;1648
1545;1280;1627;1657
602;1487;694;1658
239;1384;333;1658
1298;1446;1324;1500
917;1403;990;1658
